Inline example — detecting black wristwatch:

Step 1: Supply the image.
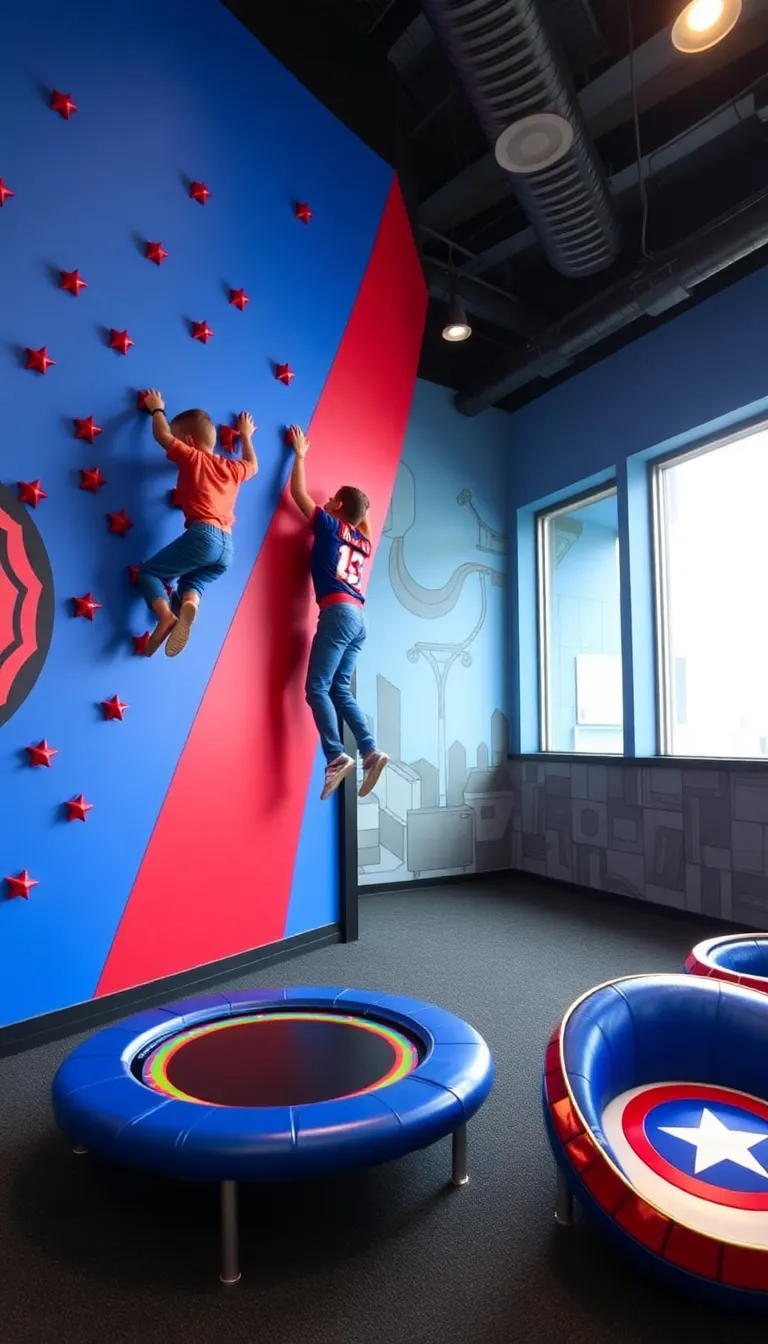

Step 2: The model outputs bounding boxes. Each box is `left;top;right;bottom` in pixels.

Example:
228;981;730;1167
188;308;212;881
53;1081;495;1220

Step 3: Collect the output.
151;407;165;416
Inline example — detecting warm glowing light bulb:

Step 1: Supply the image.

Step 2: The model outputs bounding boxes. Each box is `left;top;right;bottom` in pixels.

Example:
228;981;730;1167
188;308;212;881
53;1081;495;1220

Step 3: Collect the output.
443;321;472;342
686;0;724;31
671;0;741;51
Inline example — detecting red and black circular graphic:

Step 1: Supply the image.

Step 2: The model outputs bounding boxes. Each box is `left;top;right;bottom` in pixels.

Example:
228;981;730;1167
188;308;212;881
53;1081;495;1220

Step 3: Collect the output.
0;482;54;729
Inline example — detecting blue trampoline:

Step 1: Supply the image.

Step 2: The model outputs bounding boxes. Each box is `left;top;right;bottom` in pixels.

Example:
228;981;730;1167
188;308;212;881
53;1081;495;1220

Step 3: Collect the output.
686;934;768;996
52;986;494;1283
543;973;768;1307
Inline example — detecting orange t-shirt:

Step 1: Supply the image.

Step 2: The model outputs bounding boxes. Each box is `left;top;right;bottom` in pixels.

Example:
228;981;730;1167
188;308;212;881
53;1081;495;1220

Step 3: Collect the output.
167;438;255;533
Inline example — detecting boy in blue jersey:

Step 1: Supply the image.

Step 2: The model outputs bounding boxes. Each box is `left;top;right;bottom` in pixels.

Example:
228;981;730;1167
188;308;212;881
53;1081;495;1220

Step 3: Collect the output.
288;425;389;800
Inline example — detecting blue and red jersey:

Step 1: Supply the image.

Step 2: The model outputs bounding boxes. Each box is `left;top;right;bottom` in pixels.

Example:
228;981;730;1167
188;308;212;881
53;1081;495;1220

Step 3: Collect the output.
310;507;371;609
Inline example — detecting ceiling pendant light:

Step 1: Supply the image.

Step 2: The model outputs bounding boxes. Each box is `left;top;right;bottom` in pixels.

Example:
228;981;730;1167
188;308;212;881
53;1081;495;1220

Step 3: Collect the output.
671;0;742;53
442;296;472;343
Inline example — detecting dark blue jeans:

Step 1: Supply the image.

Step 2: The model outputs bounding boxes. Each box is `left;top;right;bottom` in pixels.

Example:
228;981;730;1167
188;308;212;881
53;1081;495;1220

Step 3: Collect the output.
306;602;375;763
139;523;234;607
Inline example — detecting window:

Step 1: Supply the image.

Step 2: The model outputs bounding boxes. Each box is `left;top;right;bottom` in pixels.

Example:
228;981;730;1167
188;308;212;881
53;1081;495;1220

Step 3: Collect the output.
653;424;768;758
537;487;623;753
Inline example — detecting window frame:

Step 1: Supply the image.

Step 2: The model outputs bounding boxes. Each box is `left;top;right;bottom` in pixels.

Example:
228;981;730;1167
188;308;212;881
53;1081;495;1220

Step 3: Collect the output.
650;415;768;757
535;481;619;754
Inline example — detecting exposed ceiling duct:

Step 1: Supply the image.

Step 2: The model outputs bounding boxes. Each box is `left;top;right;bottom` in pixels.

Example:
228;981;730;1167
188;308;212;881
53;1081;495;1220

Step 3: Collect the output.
455;188;768;414
419;0;620;278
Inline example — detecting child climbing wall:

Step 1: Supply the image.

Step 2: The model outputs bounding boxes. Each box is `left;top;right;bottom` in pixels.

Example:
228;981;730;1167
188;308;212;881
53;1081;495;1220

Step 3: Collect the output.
0;0;426;1031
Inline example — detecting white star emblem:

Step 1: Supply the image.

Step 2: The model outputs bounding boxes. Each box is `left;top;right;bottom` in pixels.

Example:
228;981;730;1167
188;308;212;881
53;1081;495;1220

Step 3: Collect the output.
659;1107;768;1179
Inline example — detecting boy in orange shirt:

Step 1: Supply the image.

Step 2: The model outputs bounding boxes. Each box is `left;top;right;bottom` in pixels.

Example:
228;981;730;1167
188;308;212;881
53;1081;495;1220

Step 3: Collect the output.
139;389;257;657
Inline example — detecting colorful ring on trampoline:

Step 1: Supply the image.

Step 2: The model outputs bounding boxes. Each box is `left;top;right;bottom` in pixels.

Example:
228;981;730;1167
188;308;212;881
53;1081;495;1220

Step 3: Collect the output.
685;933;768;996
543;973;768;1307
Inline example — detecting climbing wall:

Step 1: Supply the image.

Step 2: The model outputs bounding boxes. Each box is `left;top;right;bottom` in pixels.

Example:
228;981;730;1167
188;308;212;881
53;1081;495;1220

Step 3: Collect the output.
0;0;426;1028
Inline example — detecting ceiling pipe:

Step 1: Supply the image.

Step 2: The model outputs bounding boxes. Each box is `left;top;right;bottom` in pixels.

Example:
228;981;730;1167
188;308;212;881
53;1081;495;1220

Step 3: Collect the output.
419;0;620;277
455;188;768;414
422;255;543;335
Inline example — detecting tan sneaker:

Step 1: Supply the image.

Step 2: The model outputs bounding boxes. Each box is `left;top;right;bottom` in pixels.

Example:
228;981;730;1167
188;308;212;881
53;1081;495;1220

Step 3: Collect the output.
359;751;389;797
165;600;197;658
320;754;356;800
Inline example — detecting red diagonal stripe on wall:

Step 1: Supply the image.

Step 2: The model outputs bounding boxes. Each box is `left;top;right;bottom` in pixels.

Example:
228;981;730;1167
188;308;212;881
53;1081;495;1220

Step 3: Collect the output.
97;182;426;996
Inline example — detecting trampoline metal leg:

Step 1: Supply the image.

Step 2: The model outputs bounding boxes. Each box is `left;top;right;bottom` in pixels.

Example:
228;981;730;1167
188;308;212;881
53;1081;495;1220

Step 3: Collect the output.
219;1180;241;1286
452;1123;469;1187
555;1168;574;1227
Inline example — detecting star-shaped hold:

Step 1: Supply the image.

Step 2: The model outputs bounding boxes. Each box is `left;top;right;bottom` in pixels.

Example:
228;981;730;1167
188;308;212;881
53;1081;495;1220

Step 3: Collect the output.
0;178;15;208
66;794;93;823
229;288;249;311
18;480;47;509
189;180;211;205
102;694;128;722
5;870;38;900
60;268;88;296
107;509;133;537
79;466;108;494
109;328;134;356
128;564;141;586
133;631;151;656
660;1106;768;1178
136;389;150;411
72;592;101;621
295;201;313;225
27;740;58;768
191;320;214;344
26;346;55;375
145;240;169;265
275;363;294;386
74;415;103;443
51;90;78;119
218;424;240;451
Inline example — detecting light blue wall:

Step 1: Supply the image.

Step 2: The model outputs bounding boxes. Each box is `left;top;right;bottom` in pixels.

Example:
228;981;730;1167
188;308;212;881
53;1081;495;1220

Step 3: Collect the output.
508;260;768;755
356;380;510;884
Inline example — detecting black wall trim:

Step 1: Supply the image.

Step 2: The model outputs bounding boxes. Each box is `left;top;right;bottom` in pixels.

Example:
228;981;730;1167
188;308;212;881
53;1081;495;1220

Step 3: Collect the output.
0;923;341;1061
361;871;510;896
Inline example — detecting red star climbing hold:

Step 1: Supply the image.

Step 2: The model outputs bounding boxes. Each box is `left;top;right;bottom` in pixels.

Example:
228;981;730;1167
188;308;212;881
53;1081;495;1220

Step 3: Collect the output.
74;415;103;443
145;240;168;265
191;320;214;344
66;794;93;823
79;466;108;493
295;202;313;224
128;564;141;586
229;288;249;311
18;480;47;508
50;90;78;119
137;389;149;411
5;870;38;900
133;631;151;656
107;509;133;537
27;740;58;768
189;180;211;205
0;179;14;207
110;330;134;356
109;329;134;356
72;592;101;621
218;424;240;451
26;346;54;375
60;269;87;296
102;695;128;722
275;363;294;385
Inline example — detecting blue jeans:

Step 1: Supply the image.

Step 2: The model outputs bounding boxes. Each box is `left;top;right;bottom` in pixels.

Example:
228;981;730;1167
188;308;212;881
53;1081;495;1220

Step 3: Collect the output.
139;523;234;607
306;603;376;763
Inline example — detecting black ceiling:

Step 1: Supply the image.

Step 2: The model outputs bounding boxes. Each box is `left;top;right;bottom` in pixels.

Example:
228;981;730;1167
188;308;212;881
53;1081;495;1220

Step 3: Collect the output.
226;0;768;412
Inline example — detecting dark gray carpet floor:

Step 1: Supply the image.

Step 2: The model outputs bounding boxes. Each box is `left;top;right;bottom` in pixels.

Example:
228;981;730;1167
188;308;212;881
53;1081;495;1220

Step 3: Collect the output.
0;879;764;1344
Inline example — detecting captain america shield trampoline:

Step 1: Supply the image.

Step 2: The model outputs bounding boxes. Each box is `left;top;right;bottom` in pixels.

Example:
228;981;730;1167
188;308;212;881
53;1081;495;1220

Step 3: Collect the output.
52;986;494;1284
686;933;768;996
543;973;768;1306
